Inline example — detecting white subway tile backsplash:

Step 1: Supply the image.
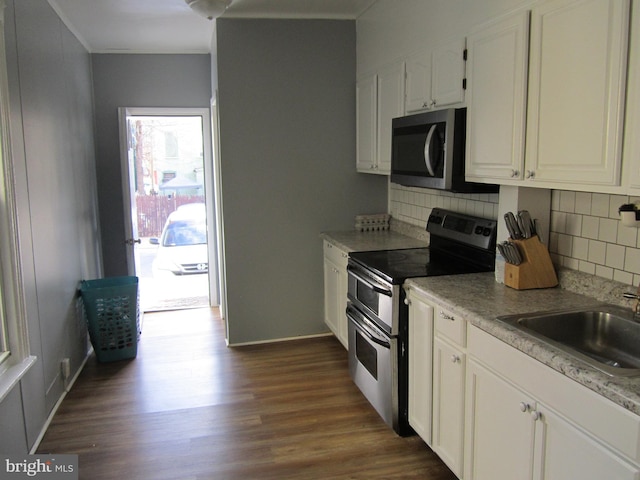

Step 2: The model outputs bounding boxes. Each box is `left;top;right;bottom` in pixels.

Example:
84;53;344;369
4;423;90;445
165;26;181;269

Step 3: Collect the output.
609;195;627;218
625;247;640;273
551;211;567;234
595;265;614;280
548;191;640;287
605;243;625;270
598;218;618;243
557;233;573;257
581;215;599;239
591;193;610;217
579;260;596;275
565;213;582;236
575;192;592;215
559;190;576;212
390;184;640;287
388;184;498;228
617;222;637;247
587;240;606;264
572;236;588;260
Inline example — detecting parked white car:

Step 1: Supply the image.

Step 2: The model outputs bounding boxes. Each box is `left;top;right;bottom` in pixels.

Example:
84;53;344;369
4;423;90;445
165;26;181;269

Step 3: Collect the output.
151;203;208;276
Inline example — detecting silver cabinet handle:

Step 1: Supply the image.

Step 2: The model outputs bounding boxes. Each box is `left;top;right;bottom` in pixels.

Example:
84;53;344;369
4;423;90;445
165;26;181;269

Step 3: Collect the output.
439;311;455;321
519;402;530;412
525;170;535;179
451;354;460;363
511;169;520;177
531;410;541;421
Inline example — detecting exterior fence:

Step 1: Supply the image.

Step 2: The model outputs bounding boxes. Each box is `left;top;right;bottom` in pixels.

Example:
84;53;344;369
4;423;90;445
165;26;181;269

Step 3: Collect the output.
136;194;205;237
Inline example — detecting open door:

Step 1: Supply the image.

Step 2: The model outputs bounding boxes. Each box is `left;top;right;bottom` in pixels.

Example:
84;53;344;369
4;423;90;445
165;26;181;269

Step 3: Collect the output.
118;107;218;312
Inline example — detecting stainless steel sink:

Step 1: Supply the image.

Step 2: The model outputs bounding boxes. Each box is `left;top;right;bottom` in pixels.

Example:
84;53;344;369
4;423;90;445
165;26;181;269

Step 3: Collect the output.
496;304;640;376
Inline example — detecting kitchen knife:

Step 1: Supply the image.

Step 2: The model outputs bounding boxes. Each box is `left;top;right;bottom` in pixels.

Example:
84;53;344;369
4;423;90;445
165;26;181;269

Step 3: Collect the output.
504;212;522;239
507;242;523;265
517;210;535;238
497;242;510;263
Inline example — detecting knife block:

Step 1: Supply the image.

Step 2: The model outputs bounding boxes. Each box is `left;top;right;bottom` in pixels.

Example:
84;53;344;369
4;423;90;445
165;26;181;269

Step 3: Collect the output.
504;236;558;290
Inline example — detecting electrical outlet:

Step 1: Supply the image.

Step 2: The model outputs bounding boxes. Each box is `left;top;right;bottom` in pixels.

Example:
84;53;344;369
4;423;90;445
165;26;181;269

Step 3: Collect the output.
61;358;71;380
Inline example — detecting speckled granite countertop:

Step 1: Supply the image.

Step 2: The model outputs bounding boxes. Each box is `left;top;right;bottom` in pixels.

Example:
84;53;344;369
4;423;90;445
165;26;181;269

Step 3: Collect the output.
405;273;640;416
320;230;428;253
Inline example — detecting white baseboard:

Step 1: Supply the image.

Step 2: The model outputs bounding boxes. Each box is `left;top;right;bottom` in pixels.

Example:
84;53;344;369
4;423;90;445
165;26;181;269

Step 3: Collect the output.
29;350;91;454
227;332;333;347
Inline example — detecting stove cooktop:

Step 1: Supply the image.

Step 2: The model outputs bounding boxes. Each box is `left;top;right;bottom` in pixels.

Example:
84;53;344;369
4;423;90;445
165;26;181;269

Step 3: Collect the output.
349;247;492;284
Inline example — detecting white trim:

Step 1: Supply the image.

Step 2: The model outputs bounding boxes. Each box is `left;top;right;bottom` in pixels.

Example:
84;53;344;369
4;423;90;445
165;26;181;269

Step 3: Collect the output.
0;355;35;403
118;107;217;303
0;0;30;367
28;351;90;454
227;332;334;348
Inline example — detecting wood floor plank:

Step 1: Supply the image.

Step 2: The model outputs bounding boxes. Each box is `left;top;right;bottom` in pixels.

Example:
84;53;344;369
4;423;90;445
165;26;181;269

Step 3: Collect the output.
37;307;456;480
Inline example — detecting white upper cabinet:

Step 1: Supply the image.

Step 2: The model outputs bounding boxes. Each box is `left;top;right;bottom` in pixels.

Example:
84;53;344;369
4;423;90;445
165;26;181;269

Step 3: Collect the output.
357;61;405;174
465;11;530;182
525;0;630;186
406;38;466;113
356;75;377;172
618;0;640;192
465;0;630;191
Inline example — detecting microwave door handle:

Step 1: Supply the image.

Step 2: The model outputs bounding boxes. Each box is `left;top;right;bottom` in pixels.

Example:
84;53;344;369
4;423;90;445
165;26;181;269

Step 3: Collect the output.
347;266;392;297
423;124;437;176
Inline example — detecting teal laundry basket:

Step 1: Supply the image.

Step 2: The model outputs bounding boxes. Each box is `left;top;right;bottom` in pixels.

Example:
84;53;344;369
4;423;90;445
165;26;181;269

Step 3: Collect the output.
80;276;140;362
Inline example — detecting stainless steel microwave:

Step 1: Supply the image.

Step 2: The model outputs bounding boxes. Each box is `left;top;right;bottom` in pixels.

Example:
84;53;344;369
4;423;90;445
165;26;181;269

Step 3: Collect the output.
390;108;498;193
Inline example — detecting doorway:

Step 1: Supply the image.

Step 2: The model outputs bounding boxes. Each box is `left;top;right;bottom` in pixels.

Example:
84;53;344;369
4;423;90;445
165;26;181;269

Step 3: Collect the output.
119;108;218;312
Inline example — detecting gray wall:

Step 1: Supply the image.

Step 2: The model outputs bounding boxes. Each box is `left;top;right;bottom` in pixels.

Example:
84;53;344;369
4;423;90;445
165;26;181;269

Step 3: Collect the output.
0;0;102;452
92;54;212;276
216;19;388;345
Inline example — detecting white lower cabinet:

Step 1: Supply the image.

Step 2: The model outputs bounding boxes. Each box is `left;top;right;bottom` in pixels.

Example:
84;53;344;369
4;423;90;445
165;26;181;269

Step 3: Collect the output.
432;336;465;477
407;289;434;445
406;291;640;480
535;403;640;480
322;240;348;348
407;290;466;478
465;324;640;480
465;358;535;480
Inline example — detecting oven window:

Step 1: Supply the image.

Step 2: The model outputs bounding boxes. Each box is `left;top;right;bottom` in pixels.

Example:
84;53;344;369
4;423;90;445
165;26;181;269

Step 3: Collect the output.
357;281;379;316
356;331;378;380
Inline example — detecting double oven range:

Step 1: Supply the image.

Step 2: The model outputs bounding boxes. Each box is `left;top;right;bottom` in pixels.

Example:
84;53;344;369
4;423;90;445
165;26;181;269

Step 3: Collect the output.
346;208;497;435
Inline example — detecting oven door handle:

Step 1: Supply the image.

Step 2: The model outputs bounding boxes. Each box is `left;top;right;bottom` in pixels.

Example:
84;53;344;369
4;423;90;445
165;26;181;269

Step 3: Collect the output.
347;309;391;349
347;266;392;297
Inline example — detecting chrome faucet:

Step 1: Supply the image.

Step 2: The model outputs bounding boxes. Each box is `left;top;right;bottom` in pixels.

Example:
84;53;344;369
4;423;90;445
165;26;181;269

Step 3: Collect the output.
623;288;640;316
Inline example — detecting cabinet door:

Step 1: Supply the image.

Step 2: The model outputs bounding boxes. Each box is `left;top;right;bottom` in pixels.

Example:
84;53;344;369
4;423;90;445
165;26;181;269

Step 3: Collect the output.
533;405;640;480
431;38;465;108
407;293;433;445
376;61;405;174
405;50;432;113
433;336;465;477
465;11;529;182
465;358;535;480
356;74;377;172
525;0;629;185
323;248;348;349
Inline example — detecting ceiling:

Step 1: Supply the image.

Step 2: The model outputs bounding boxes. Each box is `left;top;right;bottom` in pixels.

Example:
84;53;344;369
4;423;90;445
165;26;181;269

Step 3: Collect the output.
47;0;377;54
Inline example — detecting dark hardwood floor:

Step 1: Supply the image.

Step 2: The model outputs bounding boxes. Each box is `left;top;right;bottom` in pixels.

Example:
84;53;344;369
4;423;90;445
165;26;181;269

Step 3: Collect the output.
37;307;456;480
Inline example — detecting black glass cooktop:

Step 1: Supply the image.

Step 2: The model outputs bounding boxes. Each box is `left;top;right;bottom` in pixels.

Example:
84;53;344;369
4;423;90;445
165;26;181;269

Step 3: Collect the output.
349;247;492;284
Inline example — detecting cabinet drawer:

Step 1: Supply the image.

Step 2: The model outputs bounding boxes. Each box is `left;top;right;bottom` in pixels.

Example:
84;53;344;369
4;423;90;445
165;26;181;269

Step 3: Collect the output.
323;240;348;268
434;305;466;346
